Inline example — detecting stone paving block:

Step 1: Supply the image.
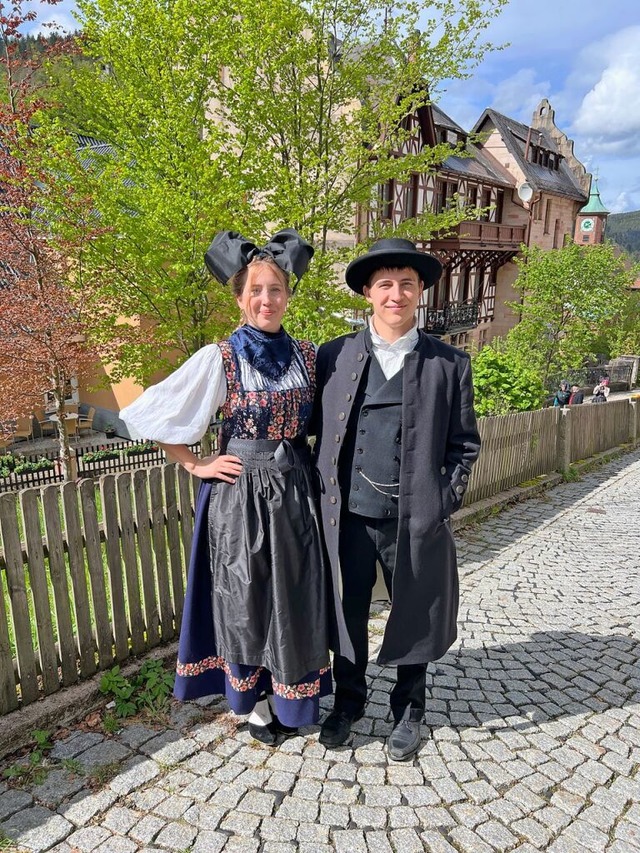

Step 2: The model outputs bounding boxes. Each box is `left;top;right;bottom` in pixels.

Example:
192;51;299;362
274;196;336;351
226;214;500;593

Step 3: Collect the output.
266;770;296;792
298;822;330;843
415;807;457;829
75;740;132;772
448;825;495;853
260;816;298;841
388;806;419;829
420;829;458;852
318;803;350;827
153;820;198;850
109;756;161;795
350;805;387;830
66;825;112;851
102;805;141;834
152;794;193;819
50;733;105;761
0;806;73;853
94;837;137;853
129;814;166;845
182;802;227;831
327;763;357;782
613;820;640;848
236;789;276;816
476;818;519;851
116;725;159;750
401;785;440;807
30;769;87;810
0;789;33;821
220;835;260;852
276;795;319;822
262;842;297;853
322;780;361;805
364;830;393;853
449;803;487;828
363;786;402;807
139;731;199;766
332;828;368;853
512;816;552;848
292;779;323;801
58;788;118;825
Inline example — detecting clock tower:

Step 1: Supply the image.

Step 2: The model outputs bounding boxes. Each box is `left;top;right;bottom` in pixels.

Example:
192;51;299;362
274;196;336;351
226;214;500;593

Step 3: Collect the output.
574;178;608;245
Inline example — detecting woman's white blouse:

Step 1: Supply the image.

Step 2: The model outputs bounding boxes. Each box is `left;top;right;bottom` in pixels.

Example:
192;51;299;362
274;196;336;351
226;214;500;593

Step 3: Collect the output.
120;344;227;445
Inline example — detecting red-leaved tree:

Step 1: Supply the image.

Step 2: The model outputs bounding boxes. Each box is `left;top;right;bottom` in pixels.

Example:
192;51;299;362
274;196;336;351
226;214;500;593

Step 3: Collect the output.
0;0;96;478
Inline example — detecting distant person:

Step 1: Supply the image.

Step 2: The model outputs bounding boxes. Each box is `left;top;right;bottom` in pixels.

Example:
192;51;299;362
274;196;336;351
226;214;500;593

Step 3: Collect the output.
591;382;609;403
553;380;571;407
568;385;584;405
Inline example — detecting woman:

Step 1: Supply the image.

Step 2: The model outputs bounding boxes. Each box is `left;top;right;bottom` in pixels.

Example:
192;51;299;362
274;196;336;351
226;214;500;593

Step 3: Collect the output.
121;229;351;743
553;380;571;407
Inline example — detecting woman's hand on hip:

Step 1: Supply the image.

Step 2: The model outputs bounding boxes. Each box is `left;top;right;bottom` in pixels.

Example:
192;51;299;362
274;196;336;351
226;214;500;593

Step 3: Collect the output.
193;454;243;483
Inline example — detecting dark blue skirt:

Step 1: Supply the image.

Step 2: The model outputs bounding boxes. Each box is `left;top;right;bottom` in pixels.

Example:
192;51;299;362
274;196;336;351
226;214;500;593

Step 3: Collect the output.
173;444;333;728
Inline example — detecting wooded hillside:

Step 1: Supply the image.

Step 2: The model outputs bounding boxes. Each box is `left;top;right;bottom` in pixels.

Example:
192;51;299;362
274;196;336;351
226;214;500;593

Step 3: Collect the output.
607;211;640;259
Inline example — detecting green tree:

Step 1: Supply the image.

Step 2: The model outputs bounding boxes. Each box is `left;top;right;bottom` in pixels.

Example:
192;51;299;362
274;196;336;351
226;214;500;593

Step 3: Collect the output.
471;343;544;417
506;242;636;389
36;0;507;381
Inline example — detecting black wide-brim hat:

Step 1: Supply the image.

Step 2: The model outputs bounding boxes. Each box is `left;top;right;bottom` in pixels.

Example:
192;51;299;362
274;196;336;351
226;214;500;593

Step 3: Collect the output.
345;238;442;294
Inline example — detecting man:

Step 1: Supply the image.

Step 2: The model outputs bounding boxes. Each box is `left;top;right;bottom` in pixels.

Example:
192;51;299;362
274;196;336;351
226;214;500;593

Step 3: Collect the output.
312;238;481;761
569;385;584;405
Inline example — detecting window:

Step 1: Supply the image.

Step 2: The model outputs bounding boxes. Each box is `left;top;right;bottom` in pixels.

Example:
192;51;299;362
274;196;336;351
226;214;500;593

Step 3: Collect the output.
405;173;419;219
467;186;478;209
379;180;394;221
543;199;552;234
495;190;504;224
479;188;492;221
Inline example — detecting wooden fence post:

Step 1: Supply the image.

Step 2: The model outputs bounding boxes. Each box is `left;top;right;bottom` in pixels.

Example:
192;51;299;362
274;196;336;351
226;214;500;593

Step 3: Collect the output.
557;407;572;472
630;400;638;446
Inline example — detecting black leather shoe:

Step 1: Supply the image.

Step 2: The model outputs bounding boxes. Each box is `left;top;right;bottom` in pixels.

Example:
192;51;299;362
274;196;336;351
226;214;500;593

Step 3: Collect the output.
275;718;299;738
388;717;422;761
248;718;278;745
319;709;364;747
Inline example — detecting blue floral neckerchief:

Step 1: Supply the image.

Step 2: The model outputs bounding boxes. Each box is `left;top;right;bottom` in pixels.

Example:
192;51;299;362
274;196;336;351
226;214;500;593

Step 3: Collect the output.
229;324;293;382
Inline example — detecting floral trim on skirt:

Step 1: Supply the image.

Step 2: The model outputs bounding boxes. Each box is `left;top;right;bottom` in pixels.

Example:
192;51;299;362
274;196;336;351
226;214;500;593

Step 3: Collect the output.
176;654;332;727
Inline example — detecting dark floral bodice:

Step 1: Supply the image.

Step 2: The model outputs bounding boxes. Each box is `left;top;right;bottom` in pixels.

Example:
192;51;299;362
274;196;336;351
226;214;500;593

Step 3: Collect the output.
218;338;315;445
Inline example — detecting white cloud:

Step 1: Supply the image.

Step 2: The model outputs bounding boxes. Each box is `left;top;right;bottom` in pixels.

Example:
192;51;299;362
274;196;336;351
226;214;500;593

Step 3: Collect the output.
573;26;640;153
490;68;551;123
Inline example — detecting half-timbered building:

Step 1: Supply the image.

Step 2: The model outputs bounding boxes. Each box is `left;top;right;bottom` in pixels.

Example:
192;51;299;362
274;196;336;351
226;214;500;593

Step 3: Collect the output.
365;98;592;349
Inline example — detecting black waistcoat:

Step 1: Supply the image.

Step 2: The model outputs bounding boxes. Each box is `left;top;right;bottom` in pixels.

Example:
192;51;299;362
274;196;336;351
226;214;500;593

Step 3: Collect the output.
341;354;403;518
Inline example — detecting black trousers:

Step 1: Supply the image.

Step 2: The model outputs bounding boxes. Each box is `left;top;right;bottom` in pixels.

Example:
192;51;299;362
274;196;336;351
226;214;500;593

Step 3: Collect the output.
333;511;426;723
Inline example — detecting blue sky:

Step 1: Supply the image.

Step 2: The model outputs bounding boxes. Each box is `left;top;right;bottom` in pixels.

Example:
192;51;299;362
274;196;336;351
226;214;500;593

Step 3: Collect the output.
26;0;640;213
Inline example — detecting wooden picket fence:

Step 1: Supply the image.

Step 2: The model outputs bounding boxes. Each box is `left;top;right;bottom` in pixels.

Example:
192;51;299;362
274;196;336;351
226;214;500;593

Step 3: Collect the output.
0;465;198;715
0;399;637;715
463;407;560;505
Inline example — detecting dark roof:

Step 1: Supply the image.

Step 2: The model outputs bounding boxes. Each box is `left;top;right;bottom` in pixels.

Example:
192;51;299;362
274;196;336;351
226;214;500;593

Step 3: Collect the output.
431;104;466;135
472;108;587;203
432;104;513;187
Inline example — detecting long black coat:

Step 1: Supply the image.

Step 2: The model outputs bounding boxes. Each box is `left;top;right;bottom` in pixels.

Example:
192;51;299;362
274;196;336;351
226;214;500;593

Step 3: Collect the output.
312;329;481;666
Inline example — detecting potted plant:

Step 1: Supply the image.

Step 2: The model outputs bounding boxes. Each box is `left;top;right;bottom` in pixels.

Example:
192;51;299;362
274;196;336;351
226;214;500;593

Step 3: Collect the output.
104;422;117;439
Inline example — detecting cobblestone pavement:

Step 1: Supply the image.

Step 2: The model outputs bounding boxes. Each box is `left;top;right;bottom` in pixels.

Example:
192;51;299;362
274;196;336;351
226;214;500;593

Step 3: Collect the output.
1;451;640;852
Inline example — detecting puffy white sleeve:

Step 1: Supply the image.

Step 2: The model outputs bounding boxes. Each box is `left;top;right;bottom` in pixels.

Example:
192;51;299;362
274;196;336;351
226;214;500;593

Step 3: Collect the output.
120;344;227;445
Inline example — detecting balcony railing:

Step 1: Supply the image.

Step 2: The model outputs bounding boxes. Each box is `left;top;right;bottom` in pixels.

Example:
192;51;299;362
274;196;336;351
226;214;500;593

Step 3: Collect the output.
431;220;526;247
422;300;479;336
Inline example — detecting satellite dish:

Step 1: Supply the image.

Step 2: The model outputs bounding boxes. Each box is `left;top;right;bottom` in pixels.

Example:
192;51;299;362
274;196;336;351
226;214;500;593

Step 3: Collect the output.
517;182;534;203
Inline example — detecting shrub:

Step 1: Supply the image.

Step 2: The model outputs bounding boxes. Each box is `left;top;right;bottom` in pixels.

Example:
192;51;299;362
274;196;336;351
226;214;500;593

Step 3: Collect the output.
122;441;159;456
472;345;545;417
82;449;120;463
14;458;55;475
0;454;15;477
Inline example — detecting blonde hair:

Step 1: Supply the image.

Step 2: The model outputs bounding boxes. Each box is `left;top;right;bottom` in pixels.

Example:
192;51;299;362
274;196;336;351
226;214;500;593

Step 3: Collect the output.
230;257;291;298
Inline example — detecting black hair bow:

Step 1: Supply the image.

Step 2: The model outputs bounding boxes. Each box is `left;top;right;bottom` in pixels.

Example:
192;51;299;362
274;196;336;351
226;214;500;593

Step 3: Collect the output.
204;229;314;286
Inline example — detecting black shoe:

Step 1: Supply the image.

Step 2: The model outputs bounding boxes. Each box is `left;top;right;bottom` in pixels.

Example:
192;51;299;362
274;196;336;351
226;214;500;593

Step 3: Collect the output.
319;709;364;747
388;717;422;761
274;718;299;738
248;718;278;745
